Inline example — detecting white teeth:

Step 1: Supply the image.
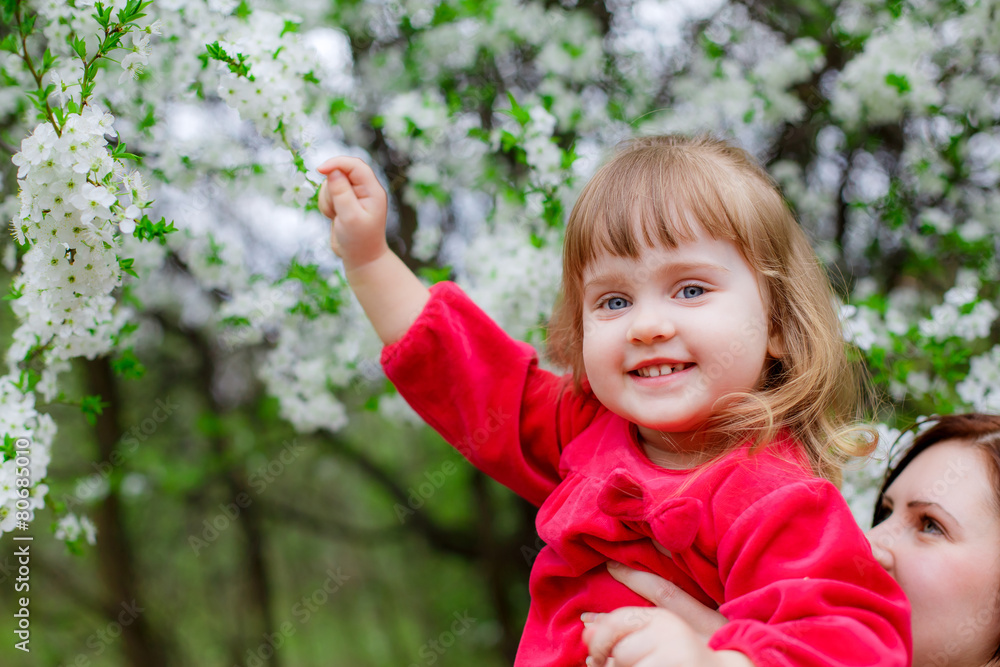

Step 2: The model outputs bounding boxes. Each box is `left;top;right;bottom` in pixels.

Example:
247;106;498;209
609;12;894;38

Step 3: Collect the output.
635;363;686;377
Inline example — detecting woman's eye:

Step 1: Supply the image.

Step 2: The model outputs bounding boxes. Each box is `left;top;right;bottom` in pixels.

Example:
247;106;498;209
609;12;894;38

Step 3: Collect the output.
920;515;943;535
678;285;705;299
604;296;630;311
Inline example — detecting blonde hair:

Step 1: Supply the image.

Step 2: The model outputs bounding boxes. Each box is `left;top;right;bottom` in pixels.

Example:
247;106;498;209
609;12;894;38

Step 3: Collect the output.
547;135;874;482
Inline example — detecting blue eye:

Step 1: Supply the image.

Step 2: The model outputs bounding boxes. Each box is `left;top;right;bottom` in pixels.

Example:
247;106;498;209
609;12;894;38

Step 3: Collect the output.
920;515;943;535
605;297;630;310
679;285;705;299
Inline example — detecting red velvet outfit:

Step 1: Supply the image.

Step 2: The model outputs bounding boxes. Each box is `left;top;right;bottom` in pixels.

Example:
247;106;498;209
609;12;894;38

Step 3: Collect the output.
382;282;911;667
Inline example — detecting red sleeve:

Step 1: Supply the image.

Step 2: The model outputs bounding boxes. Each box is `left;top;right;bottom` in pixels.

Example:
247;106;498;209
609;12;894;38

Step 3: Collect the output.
380;282;602;506
706;480;912;667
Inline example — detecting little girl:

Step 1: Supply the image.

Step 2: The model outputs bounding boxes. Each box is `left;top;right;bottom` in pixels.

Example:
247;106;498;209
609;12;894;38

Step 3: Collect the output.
317;135;910;667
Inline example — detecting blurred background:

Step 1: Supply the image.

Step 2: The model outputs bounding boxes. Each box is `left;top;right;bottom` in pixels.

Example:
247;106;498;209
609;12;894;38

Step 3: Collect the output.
1;0;999;664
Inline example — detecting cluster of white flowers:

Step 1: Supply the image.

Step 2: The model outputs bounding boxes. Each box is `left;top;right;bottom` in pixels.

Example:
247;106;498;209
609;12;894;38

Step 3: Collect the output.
752;38;825;124
535;13;605;83
460;224;563;346
8;109;146;365
0;379;53;532
217;279;299;350
212;10;328;149
119;21;163;84
1;105;152;535
957;345;1000;413
256;300;381;434
918;285;998;343
381;91;489;208
520;106;565;189
54;512;98;545
832;19;943;127
840;303;887;352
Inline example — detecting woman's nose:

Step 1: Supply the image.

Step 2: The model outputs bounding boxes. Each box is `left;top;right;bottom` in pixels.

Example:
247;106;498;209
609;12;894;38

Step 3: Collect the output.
627;302;676;344
865;522;895;573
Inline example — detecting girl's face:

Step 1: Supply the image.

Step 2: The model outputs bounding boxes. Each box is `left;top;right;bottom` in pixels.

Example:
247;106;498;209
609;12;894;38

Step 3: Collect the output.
579;226;775;465
867;439;1000;667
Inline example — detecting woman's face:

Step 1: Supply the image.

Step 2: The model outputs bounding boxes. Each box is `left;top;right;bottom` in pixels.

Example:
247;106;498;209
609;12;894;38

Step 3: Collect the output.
867;439;1000;667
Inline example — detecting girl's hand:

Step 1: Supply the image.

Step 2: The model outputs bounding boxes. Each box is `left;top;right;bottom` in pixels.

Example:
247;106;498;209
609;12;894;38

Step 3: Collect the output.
582;608;753;667
606;561;727;639
317;156;389;271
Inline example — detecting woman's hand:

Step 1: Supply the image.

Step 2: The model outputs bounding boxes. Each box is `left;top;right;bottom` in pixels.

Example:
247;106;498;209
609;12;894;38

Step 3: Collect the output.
582;607;752;667
317;156;389;272
606;561;727;639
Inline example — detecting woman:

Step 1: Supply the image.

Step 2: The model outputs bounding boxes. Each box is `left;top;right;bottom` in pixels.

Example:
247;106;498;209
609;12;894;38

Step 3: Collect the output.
583;413;1000;667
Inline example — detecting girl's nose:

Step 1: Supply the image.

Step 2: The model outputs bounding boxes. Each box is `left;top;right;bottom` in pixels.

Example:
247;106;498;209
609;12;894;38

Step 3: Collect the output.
627;302;676;344
865;522;895;574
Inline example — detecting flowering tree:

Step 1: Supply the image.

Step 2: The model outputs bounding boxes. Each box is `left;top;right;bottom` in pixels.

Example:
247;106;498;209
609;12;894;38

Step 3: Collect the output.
1;0;998;663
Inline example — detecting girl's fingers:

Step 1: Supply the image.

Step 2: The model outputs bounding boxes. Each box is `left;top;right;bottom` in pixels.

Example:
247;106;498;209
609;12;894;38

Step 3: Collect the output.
318;157;386;220
607;562;727;638
317;157;381;197
323;168;367;222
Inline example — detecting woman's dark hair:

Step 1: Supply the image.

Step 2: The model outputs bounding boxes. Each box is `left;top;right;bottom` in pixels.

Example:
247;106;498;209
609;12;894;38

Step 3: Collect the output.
873;412;1000;663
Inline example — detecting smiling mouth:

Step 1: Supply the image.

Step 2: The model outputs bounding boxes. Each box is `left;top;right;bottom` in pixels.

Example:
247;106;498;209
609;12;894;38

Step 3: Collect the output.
631;363;694;378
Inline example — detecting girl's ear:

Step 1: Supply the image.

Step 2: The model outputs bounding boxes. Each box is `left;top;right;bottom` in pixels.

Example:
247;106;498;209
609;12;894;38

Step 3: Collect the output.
766;326;785;359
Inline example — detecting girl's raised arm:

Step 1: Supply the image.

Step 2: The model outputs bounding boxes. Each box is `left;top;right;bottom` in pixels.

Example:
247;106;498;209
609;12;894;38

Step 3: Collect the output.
317;156;429;345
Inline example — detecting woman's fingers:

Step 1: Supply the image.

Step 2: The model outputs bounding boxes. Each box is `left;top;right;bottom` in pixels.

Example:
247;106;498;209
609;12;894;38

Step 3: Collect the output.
607;562;727;639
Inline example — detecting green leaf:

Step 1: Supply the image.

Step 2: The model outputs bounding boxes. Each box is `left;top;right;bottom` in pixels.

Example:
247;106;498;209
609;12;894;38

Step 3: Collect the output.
205;41;255;80
1;434;17;462
417;265;452;284
329;97;354;123
92;2;114;28
3;283;24;301
885;72;911;94
499;129;519;152
81;395;111;426
234;0;252;19
0;33;18;54
18;11;36;36
41;48;58;72
118;256;139;278
700;34;725;60
562;41;584;59
1;0;15;26
111;141;139;161
138;106;156;130
111;348;146;380
505;92;531;127
134;215;178;244
284;261;345;318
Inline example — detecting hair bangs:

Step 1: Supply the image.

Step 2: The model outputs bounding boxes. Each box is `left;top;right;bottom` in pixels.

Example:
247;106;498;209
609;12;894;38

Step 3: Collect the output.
567;147;757;273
